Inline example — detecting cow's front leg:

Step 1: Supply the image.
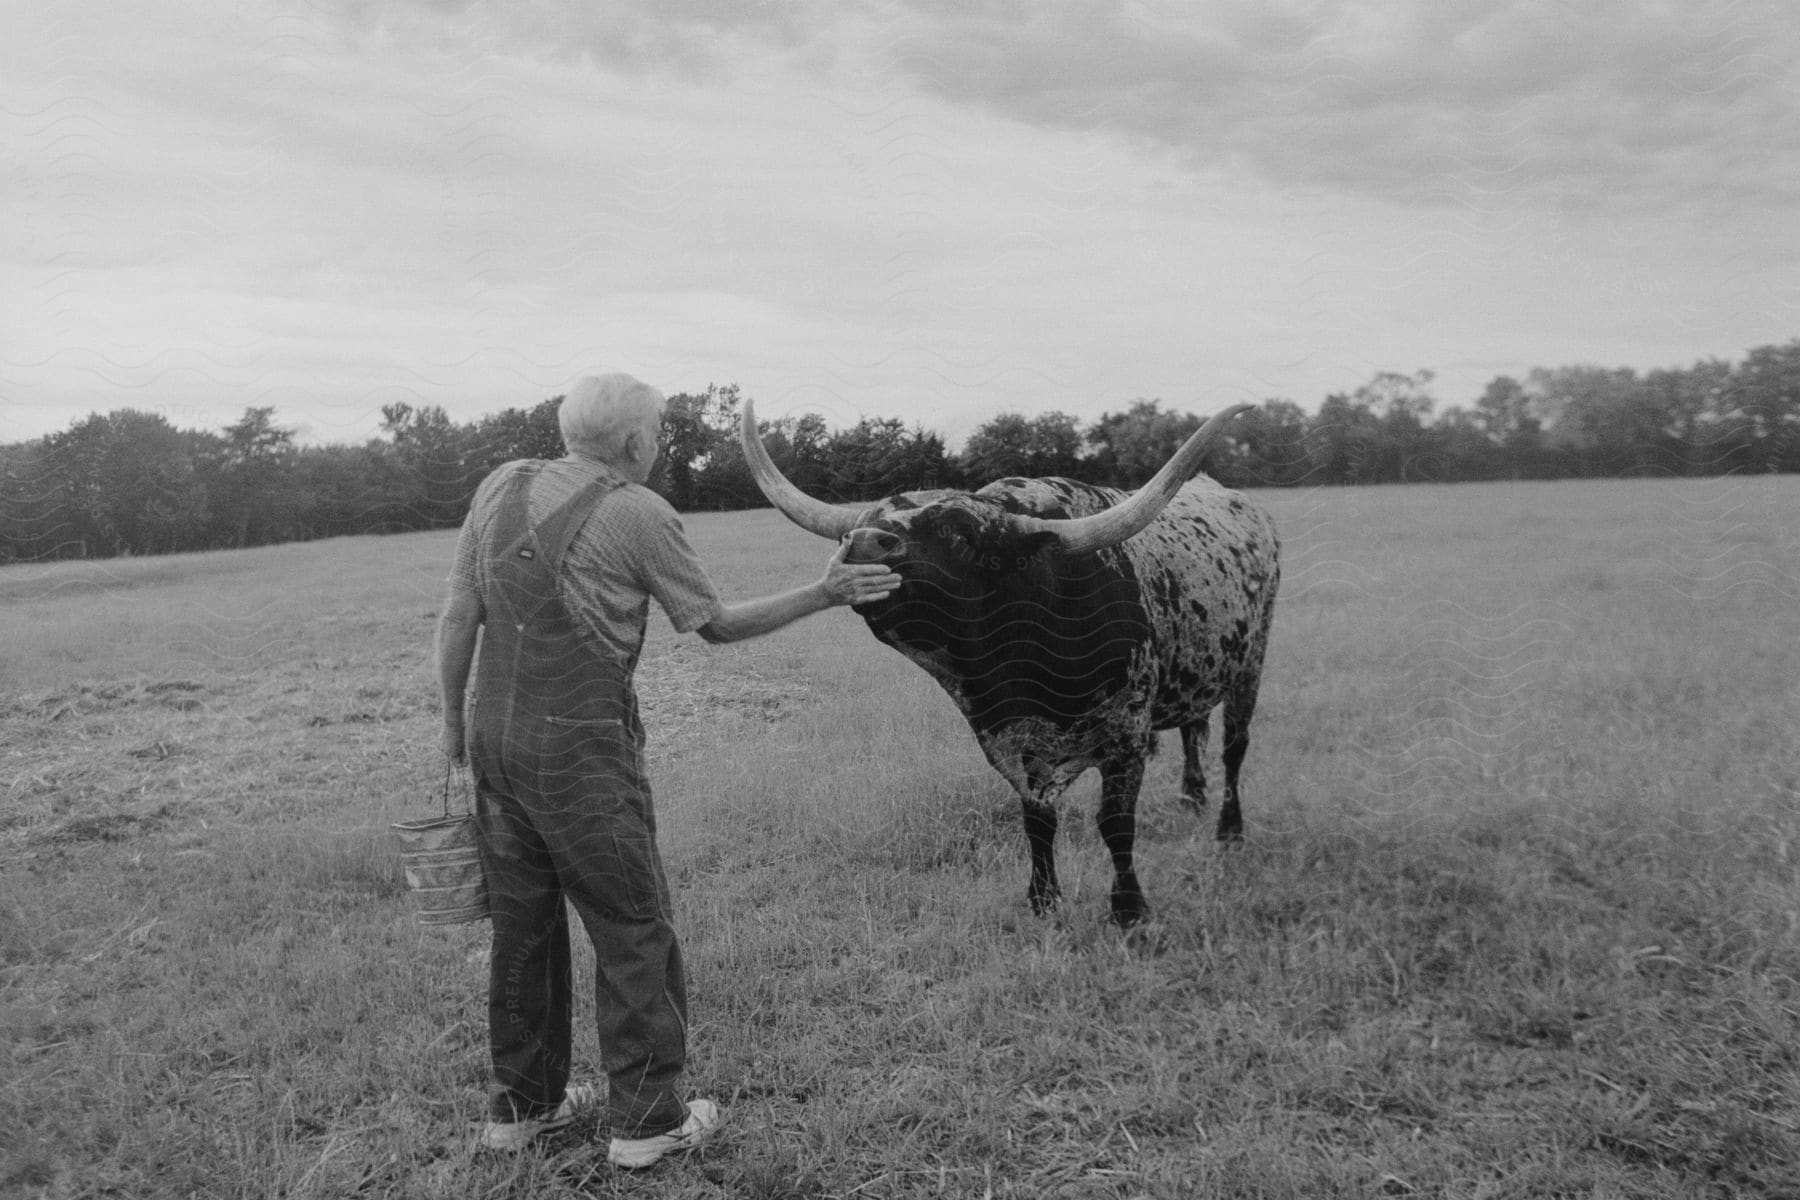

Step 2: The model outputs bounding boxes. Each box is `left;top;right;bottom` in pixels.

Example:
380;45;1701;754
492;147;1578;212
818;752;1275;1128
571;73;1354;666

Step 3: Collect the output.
1096;754;1148;928
1020;798;1061;915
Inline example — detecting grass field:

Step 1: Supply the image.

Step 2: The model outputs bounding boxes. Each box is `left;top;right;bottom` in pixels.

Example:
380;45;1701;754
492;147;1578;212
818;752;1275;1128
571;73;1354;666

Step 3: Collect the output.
3;476;1798;1199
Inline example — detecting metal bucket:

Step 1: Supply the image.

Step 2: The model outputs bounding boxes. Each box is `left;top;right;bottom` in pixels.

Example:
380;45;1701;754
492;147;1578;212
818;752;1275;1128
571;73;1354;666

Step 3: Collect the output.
392;813;489;925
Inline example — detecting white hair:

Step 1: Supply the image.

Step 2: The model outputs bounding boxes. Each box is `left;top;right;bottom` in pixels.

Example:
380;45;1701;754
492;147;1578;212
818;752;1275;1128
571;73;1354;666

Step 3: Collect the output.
558;373;665;461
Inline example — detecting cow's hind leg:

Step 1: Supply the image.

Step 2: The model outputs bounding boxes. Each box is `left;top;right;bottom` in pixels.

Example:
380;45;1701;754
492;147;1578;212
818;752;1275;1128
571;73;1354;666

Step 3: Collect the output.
1021;799;1061;916
1178;715;1209;814
1096;754;1149;928
1218;690;1258;843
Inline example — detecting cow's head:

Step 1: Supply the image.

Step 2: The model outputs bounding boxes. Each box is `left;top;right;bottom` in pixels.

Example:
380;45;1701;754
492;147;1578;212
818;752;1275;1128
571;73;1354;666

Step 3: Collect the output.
827;492;1067;658
741;400;1249;660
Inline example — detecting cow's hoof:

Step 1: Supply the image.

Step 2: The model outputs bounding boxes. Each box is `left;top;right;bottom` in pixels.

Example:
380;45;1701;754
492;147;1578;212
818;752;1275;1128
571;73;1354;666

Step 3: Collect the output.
1109;890;1150;930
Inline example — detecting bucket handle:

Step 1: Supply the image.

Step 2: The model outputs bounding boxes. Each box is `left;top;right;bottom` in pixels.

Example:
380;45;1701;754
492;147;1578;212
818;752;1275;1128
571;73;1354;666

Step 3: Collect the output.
441;760;475;819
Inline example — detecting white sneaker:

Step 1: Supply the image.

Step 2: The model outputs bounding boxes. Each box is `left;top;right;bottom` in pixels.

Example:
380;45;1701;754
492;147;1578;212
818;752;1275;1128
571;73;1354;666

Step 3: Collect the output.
477;1084;599;1152
607;1099;720;1169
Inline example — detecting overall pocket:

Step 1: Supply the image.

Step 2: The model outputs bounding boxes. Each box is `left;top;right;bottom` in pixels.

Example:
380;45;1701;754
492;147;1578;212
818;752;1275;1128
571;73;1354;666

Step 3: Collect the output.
604;831;668;921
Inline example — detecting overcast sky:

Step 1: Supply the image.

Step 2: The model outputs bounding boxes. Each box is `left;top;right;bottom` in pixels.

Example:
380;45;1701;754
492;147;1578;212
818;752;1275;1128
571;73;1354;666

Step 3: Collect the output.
6;0;1797;448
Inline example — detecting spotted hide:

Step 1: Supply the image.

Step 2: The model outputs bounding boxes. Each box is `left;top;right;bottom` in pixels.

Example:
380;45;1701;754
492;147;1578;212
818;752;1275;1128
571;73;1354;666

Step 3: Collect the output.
742;401;1278;928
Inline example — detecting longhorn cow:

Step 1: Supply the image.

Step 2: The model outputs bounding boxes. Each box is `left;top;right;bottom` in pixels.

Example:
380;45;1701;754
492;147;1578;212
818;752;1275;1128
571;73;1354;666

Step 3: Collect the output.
743;402;1280;927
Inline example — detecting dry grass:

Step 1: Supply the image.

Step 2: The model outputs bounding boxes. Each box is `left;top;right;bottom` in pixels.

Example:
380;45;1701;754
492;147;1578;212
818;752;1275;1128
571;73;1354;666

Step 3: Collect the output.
2;477;1798;1198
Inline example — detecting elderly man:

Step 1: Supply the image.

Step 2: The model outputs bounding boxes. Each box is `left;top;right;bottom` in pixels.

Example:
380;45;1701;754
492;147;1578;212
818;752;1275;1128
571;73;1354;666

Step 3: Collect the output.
437;373;899;1167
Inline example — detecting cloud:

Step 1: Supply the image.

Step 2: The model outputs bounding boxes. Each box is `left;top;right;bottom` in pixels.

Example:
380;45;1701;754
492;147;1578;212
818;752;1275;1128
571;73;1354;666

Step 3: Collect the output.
349;0;1799;217
872;0;1800;215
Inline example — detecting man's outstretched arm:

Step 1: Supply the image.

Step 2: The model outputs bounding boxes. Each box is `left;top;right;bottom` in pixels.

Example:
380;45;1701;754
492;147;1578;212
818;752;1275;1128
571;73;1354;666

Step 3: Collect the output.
697;542;899;645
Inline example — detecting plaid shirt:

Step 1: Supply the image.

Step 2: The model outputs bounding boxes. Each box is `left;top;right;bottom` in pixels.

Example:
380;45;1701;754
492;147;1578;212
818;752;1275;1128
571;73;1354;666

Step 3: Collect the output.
449;456;724;670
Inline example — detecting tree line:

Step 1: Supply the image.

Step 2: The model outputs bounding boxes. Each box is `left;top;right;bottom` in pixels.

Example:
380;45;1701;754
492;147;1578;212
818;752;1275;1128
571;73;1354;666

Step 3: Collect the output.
2;341;1796;563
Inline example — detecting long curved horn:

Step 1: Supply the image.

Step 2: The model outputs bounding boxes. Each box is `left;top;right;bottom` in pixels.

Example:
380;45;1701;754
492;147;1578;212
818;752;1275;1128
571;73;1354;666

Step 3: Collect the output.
1015;403;1252;556
739;399;871;540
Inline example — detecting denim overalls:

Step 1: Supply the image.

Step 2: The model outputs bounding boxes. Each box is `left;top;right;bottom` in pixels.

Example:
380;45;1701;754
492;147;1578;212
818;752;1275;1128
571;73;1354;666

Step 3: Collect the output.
468;462;688;1138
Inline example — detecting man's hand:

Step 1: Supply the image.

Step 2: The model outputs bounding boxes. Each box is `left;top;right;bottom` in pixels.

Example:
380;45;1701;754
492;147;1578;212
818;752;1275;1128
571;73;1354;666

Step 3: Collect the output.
821;540;902;607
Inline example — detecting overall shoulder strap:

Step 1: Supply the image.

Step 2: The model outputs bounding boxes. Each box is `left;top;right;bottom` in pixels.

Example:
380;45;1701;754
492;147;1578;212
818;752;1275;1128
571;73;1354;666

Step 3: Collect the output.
534;475;628;574
488;461;547;558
